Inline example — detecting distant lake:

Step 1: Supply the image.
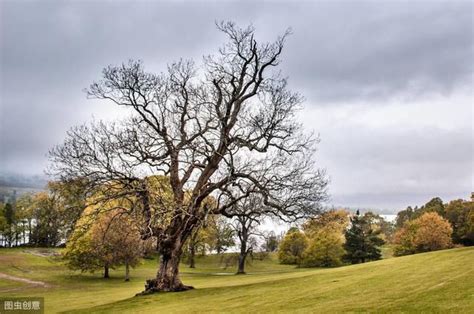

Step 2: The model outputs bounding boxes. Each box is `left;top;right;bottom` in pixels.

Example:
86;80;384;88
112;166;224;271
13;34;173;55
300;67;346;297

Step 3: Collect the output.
381;214;397;222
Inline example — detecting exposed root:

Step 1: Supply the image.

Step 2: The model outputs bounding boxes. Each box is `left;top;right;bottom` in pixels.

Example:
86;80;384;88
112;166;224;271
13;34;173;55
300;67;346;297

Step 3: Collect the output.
135;279;194;296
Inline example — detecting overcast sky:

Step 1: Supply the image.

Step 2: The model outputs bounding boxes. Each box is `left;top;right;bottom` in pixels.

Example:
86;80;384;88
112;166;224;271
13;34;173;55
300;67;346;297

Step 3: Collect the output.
0;0;472;213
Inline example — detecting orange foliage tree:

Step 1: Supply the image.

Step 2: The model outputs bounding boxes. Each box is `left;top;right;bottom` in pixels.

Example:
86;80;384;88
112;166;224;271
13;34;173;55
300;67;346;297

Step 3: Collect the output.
394;212;453;256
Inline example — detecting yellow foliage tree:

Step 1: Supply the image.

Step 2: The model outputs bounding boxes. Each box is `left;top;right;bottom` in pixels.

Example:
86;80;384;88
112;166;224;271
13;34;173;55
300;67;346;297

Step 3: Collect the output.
394;212;453;256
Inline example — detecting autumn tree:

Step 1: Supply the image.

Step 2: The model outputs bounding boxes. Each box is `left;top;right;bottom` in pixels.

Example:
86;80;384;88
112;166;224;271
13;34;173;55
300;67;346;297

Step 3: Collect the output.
302;227;345;267
393;212;453;256
362;212;395;243
301;209;348;267
49;22;327;293
278;228;308;265
303;209;349;236
64;206;144;280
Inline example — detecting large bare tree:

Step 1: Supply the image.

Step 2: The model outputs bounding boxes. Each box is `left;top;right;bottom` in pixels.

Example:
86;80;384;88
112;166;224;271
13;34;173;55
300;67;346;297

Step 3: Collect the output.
49;22;327;294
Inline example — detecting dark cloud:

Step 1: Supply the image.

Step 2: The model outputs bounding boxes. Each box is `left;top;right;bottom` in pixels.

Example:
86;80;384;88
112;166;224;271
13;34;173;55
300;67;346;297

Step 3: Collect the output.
278;1;473;103
0;0;472;211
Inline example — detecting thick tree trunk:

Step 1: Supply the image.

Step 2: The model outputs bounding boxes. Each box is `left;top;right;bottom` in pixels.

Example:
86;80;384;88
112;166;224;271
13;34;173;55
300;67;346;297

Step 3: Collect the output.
140;246;193;294
104;265;110;279
125;262;130;281
138;222;197;295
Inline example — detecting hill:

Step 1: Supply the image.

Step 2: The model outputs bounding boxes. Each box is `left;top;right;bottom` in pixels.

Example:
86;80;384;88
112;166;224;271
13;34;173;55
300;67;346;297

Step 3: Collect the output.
0;247;472;313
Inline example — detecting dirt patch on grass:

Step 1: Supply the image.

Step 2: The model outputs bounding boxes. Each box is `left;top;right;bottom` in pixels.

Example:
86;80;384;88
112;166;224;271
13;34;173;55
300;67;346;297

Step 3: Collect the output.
0;272;51;288
23;249;61;257
0;254;23;264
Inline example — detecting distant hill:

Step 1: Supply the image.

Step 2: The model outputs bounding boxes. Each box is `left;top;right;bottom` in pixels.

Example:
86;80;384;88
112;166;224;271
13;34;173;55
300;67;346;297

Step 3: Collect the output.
0;172;48;189
0;173;47;202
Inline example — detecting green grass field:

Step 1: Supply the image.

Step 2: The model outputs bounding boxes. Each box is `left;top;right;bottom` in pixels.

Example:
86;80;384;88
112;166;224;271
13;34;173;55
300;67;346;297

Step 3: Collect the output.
0;247;473;313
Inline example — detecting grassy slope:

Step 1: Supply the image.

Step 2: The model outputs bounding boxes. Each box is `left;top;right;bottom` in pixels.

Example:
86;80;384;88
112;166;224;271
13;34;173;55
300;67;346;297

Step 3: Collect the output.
0;247;473;313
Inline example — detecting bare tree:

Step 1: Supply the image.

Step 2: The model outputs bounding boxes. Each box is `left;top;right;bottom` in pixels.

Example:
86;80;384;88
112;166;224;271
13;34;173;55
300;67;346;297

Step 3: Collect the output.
49;22;327;294
230;196;262;274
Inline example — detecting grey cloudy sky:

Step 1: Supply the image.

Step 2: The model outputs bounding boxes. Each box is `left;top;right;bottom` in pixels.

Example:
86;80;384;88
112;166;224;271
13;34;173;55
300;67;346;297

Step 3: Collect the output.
0;0;472;212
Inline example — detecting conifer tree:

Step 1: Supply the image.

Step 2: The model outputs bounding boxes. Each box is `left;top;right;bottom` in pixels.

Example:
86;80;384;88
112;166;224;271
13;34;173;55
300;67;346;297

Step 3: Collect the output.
344;211;385;264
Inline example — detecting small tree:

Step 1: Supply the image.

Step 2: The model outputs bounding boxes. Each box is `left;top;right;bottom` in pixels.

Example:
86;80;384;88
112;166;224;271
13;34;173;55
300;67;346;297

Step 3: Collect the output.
278;229;308;265
302;226;345;267
206;216;235;254
344;211;385;264
185;219;211;268
29;192;62;247
64;207;144;280
262;231;280;252
394;212;453;256
300;209;348;268
413;212;453;252
227;195;265;274
392;220;418;256
232;214;260;274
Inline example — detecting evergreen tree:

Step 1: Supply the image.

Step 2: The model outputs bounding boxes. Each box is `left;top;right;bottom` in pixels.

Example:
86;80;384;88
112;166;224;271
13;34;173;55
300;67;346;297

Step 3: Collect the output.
344;211;385;264
3;203;16;247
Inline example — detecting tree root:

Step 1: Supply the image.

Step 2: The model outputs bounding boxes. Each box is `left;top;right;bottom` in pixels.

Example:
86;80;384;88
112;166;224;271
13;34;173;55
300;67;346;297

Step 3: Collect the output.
135;279;194;296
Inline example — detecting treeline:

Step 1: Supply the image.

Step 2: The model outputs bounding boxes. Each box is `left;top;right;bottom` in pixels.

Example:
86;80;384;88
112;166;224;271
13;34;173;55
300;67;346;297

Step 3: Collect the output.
2;179;471;278
277;210;390;267
393;196;473;255
277;194;473;267
0;180;86;247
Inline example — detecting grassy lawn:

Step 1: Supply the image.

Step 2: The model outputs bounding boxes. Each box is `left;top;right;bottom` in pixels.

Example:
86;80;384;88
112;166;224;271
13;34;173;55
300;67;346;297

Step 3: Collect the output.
0;247;472;313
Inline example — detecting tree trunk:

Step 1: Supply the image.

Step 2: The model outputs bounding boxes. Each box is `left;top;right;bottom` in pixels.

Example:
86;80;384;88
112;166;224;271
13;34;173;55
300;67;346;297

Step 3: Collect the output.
125;262;130;281
28;220;32;245
237;252;247;274
236;220;249;274
189;245;196;268
139;224;196;295
140;246;193;294
104;264;110;279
